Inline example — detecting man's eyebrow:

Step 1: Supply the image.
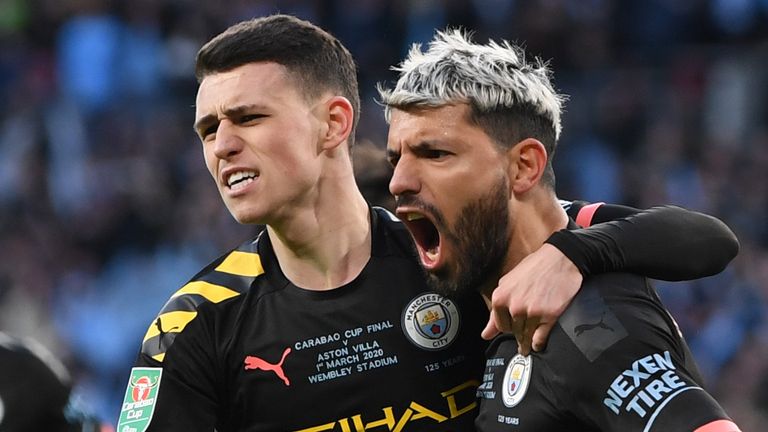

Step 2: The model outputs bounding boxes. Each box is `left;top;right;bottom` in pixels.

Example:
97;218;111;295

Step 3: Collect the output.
193;104;267;134
411;140;439;151
386;140;442;158
193;114;217;134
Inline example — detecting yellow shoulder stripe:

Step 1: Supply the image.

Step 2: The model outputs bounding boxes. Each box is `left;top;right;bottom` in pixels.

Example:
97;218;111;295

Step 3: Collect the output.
170;280;240;303
152;352;165;362
142;310;198;342
215;250;264;277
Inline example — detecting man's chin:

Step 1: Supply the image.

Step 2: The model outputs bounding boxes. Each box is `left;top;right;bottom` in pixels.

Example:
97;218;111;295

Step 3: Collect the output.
424;268;470;300
424;261;496;301
231;214;254;225
227;206;264;225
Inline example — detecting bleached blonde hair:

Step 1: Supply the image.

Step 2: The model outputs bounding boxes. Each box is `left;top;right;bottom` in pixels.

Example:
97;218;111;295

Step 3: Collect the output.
378;29;566;142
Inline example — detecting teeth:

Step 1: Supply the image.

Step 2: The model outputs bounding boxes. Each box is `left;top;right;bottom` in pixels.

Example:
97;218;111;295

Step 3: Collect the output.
425;249;438;262
227;170;257;187
406;213;425;221
230;177;254;191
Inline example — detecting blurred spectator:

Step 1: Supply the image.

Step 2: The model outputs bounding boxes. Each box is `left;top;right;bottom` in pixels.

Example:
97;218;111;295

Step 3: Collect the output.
0;331;111;431
56;0;122;114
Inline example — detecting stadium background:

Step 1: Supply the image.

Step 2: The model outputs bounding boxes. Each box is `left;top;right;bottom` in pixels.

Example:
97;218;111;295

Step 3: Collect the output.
0;0;766;427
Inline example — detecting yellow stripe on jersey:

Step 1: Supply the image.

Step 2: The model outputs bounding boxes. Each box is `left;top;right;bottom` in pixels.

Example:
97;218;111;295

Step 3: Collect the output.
214;250;264;277
141;249;263;362
170;280;241;303
142;310;198;342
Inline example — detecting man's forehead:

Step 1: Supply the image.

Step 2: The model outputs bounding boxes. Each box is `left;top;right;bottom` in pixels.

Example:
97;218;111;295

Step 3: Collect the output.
196;74;242;111
198;69;243;92
388;105;471;137
194;63;298;116
197;63;292;96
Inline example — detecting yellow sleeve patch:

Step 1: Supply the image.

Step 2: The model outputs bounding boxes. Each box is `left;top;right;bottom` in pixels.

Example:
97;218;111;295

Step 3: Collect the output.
140;248;263;362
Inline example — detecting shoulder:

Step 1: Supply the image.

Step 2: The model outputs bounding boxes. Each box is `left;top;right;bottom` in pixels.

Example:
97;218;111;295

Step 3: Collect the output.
371;206;418;259
372;206;406;234
139;234;268;363
552;272;679;369
0;333;68;382
560;199;606;227
0;334;71;420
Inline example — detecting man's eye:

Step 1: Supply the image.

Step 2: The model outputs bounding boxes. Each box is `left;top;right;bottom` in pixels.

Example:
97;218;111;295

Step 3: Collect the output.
240;114;265;123
425;149;449;159
202;125;218;140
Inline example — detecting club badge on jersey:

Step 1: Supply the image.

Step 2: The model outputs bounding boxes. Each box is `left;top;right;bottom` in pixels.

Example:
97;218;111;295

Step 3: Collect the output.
502;354;532;407
117;367;162;432
402;293;461;351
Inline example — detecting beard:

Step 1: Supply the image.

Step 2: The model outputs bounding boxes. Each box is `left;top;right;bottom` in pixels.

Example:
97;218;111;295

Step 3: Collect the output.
424;178;511;299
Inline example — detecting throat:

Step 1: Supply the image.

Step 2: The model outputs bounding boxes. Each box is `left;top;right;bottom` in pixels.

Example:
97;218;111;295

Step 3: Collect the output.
266;210;372;291
286;242;371;290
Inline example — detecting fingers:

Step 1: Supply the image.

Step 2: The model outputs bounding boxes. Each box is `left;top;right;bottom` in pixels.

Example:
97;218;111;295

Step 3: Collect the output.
482;304;517;341
486;305;539;356
485;305;552;356
515;317;535;356
481;310;500;340
531;322;555;353
510;313;526;351
493;302;513;334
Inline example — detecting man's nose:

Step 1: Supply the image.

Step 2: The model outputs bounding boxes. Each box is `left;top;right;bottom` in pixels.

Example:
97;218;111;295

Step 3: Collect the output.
389;157;420;198
213;120;244;159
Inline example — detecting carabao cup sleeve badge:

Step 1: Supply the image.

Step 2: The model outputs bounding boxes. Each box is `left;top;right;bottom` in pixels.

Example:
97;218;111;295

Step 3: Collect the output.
402;293;460;350
117;367;163;432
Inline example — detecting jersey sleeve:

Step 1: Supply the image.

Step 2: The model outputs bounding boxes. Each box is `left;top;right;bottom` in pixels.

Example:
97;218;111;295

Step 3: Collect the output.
548;274;734;431
118;237;263;431
125;310;219;431
550;202;739;281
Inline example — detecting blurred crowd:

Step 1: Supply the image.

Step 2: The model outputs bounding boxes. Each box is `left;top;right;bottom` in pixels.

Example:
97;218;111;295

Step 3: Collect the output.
0;0;766;427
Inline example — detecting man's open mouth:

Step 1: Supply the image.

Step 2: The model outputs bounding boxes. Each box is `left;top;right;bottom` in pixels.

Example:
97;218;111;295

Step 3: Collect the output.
401;211;442;269
226;170;259;191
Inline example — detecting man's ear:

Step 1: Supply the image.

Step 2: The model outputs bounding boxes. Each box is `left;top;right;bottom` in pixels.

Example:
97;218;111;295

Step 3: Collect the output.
321;96;354;151
510;138;548;194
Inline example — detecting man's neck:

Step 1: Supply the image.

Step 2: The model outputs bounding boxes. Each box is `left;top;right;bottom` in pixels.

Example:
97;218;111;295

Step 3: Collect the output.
267;177;372;291
503;194;569;277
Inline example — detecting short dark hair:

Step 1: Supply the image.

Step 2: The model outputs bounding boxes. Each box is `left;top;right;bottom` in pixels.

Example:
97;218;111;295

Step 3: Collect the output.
468;105;558;189
196;14;360;147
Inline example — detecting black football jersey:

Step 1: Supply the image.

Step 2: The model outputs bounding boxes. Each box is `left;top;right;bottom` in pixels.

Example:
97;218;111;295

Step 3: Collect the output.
119;201;738;431
122;207;488;431
476;230;732;431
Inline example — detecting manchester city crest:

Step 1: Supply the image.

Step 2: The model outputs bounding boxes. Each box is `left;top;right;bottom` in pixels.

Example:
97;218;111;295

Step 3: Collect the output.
402;293;460;350
502;354;532;407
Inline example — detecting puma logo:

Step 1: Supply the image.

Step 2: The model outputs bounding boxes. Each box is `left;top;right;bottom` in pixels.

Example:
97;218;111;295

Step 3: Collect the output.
155;317;179;349
244;347;292;386
574;311;614;336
